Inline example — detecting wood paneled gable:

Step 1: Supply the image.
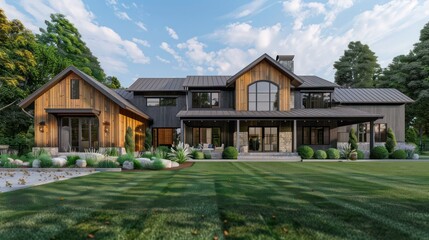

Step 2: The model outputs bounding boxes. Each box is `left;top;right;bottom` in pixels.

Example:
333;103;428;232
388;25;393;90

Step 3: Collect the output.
234;59;293;111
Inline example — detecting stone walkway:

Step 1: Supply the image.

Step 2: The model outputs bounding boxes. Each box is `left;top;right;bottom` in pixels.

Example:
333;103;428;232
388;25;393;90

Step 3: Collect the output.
0;169;97;193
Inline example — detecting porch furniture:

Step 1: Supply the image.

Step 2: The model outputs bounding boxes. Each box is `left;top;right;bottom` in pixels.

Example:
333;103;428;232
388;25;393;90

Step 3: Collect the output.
215;143;224;151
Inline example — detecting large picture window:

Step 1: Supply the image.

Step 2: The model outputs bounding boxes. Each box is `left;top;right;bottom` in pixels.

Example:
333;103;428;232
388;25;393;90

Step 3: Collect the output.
358;123;367;142
302;92;331;108
375;123;387;142
302;126;330;145
192;92;219;108
192;127;221;147
248;81;279;111
146;97;176;107
70;79;80;99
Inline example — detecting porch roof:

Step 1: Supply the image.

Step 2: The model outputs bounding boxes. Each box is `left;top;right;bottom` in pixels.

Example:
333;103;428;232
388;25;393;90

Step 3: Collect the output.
177;107;383;122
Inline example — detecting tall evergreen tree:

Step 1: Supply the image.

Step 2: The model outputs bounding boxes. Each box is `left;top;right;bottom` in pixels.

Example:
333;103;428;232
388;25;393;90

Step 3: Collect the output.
334;41;381;88
37;13;106;82
106;76;121;89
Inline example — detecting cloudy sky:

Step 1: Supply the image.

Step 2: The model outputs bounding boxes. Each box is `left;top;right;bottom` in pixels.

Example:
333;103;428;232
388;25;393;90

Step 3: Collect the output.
1;0;429;87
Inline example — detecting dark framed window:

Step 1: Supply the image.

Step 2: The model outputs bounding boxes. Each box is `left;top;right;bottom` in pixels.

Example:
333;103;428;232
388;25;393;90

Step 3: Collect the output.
375;123;387;142
302;92;331;108
248;81;279;111
302;126;330;145
146;97;176;107
70;79;80;99
192;92;219;108
192;127;221;147
358;123;367;142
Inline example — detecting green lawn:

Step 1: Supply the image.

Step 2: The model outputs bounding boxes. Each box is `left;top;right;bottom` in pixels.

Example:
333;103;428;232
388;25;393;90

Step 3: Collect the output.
1;162;428;240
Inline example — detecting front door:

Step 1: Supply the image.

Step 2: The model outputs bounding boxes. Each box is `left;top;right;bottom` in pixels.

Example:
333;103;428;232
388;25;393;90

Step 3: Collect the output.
60;117;99;152
248;127;278;152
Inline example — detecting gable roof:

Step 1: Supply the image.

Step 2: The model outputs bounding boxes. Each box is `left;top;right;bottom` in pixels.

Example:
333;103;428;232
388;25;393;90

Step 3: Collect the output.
183;75;230;87
226;53;304;87
333;88;414;104
297;76;339;88
128;78;185;91
18;66;150;120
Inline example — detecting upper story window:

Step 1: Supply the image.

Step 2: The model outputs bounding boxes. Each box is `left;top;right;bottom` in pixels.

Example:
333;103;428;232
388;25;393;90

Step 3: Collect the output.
70;79;79;99
192;92;219;108
302;92;331;108
147;97;176;107
248;81;279;111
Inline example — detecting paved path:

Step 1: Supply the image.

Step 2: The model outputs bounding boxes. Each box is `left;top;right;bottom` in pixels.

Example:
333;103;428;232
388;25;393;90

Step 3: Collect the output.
189;159;429;162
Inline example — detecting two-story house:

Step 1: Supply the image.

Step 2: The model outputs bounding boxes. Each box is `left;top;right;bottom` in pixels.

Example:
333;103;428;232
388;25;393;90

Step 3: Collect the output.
19;54;413;155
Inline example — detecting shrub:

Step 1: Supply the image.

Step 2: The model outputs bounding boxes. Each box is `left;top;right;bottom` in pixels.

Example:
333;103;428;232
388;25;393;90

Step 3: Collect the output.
155;146;170;159
357;150;365;159
85;158;97;167
117;154;135;166
326;148;340;159
133;159;142;169
204;152;212;159
66;155;80;166
144;128;152;150
0;154;9;166
385;128;397;153
104;148;119;156
97;160;119;168
297;146;314;159
193;151;205;160
168;142;191;163
397;143;416;159
370;146;389;159
339;144;353;159
39;154;53;168
314;150;327;159
391;149;407;159
222;146;238;159
151;158;165;170
125;126;135;154
3;161;17;168
405;127;418;145
140;152;154;159
348;128;358;151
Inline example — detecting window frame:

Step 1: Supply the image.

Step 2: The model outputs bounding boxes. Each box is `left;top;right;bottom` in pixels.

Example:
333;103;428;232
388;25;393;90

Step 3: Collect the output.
146;97;176;107
191;92;220;109
247;81;279;111
302;92;331;108
302;126;330;145
70;79;80;99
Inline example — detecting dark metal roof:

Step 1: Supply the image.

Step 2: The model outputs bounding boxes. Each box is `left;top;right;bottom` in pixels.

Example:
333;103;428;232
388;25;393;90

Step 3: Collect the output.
226;53;304;87
334;88;414;104
18;66;150;120
128;78;185;91
297;76;339;88
115;89;133;100
183;76;230;87
177;107;383;120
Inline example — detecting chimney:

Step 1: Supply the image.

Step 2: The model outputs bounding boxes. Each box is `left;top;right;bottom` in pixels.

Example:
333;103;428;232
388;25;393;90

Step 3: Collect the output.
276;55;294;72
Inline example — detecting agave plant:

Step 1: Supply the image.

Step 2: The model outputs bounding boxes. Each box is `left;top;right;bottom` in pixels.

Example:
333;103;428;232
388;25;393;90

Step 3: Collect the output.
168;141;191;164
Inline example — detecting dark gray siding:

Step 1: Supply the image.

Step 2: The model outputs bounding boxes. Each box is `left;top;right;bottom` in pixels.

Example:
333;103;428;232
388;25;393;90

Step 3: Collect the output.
131;93;186;128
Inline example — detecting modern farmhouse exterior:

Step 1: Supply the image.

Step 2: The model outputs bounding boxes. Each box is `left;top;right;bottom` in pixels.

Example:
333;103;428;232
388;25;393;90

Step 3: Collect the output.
19;54;413;154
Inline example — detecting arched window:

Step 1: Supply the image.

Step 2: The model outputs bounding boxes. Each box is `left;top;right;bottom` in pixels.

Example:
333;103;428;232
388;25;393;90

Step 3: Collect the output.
248;81;279;111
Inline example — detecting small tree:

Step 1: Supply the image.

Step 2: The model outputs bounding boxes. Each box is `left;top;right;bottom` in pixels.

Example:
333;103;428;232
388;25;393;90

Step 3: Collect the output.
405;127;418;145
348;128;358;151
125;126;135;154
144;128;152;150
385;127;397;153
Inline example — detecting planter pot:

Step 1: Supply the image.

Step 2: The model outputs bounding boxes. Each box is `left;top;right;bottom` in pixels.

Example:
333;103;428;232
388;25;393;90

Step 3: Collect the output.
349;152;357;160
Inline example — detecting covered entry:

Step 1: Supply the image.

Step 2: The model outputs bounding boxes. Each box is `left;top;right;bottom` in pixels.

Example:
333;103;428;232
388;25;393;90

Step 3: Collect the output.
59;117;99;152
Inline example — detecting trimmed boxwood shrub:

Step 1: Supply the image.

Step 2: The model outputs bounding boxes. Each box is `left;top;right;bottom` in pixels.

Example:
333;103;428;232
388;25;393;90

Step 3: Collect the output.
193;151;205;160
385;128;397;153
204;152;212;159
314;150;327;159
348;128;358;151
67;155;80;166
390;149;407;159
222;146;238;159
97;160;119;168
326;148;340;159
370;146;389;159
39;154;53;168
117;153;135;166
357;150;365;159
297;145;314;159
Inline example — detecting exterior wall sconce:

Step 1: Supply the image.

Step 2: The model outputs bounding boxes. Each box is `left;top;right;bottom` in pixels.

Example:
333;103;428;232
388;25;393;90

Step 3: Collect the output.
103;121;110;133
38;121;46;133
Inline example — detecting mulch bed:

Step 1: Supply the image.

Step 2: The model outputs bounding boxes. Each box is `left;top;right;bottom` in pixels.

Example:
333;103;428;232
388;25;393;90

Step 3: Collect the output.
122;162;194;172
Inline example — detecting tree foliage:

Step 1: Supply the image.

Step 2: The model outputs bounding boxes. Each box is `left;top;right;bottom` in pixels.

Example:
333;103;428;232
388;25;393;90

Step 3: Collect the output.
125;126;135;154
106;76;121;89
348;128;358;151
334;41;380;88
37;13;106;82
385;128;397;154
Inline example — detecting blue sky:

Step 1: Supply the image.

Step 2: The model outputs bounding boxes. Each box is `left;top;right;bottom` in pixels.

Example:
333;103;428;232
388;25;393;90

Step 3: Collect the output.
1;0;429;87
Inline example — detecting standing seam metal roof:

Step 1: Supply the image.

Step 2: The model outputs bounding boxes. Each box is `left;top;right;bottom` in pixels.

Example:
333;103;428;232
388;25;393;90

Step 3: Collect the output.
333;88;414;104
128;78;185;91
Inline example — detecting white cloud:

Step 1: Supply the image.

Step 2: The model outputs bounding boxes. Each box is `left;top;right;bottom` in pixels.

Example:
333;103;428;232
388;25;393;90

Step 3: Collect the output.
121;3;129;9
106;0;117;5
136;21;147;31
166;26;179;40
156;56;170;64
160;42;184;65
132;38;150;47
177;37;215;64
225;0;269;19
115;11;131;20
0;1;39;31
132;2;138;8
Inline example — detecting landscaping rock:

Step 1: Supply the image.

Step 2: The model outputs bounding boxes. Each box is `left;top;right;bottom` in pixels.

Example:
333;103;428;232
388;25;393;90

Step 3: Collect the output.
7;158;14;162
413;154;419;160
32;160;41;168
135;158;151;165
122;161;134;170
58;155;68;160
13;159;24;166
22;162;30;167
171;161;179;168
52;157;67;167
76;160;87;168
160;159;172;168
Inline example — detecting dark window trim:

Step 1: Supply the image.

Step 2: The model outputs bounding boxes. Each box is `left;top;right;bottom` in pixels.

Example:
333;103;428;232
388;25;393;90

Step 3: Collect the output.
146;97;176;107
302;126;330;145
191;127;222;147
247;80;279;111
70;79;80;99
375;123;387;142
191;92;220;109
302;92;331;108
247;126;279;152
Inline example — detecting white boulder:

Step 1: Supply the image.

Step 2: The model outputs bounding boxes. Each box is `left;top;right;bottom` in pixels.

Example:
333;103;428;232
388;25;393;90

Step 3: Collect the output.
171;161;179;168
13;159;24;166
58;155;68;160
7;157;14;162
135;158;151;165
122;161;134;170
413;154;419;160
52;157;67;167
32;160;41;168
161;159;172;168
76;159;87;168
22;162;30;167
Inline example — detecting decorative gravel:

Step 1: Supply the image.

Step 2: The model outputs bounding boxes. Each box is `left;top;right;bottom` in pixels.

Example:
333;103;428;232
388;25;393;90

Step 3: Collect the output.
0;169;97;193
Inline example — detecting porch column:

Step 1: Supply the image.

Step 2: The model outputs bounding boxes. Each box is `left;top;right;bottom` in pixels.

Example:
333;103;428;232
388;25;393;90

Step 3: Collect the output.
293;120;297;152
236;120;240;152
369;121;375;150
180;120;184;143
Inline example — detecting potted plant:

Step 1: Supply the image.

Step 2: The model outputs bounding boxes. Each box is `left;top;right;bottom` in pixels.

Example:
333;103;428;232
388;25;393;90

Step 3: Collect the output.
349;150;358;160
